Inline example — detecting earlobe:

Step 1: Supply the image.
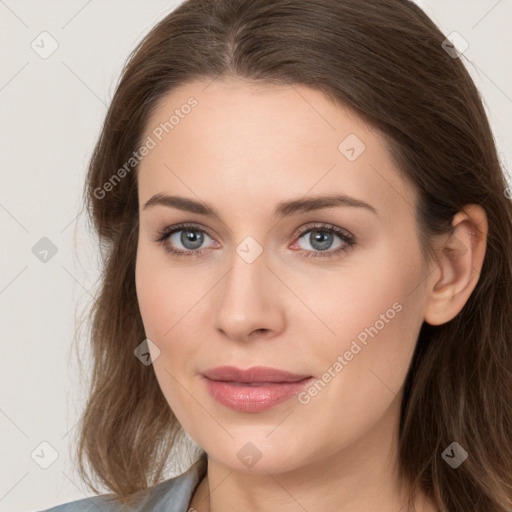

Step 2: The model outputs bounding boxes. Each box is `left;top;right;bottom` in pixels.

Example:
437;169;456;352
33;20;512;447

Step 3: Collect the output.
424;204;488;326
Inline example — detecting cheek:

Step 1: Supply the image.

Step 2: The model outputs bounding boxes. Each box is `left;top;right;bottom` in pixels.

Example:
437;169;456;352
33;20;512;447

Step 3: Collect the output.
293;245;421;352
135;244;211;368
293;262;424;453
302;242;425;397
135;243;179;340
135;252;207;440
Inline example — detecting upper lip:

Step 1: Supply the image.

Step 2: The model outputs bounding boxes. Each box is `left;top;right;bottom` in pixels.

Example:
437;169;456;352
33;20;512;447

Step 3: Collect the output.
202;366;312;383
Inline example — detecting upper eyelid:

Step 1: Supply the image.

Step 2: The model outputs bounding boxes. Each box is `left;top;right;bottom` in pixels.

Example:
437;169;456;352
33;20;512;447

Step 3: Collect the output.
164;223;215;240
296;223;353;238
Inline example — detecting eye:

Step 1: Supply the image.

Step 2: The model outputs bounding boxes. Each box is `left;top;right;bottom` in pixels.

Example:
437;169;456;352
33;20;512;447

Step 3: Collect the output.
154;223;217;258
154;222;356;260
291;223;356;259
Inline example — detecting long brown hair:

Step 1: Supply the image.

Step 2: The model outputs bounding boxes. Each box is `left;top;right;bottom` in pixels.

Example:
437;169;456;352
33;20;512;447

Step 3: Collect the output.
76;0;512;510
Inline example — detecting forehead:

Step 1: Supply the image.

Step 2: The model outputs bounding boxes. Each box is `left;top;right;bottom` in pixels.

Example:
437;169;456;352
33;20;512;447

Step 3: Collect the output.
137;79;418;224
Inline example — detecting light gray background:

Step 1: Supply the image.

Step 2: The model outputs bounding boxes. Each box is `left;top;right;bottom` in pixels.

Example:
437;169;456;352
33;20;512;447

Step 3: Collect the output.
1;1;511;511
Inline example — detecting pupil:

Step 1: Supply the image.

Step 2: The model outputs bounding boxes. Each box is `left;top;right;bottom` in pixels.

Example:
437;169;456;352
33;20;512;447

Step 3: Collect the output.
181;229;203;249
311;230;332;250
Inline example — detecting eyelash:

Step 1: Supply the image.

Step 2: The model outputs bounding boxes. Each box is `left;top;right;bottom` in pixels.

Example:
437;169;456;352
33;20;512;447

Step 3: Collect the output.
153;222;356;260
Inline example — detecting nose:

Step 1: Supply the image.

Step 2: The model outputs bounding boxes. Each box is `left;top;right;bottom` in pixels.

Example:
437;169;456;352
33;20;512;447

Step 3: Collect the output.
212;244;286;343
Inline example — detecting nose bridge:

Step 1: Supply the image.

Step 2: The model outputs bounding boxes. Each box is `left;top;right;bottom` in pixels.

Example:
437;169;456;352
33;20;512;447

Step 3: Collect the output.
213;236;284;340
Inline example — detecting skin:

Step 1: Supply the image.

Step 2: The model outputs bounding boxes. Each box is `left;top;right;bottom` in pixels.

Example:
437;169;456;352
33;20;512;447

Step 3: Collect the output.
134;78;488;512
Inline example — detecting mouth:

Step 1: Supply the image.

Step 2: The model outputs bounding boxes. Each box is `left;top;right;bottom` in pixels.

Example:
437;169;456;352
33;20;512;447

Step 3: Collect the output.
202;366;314;412
202;365;312;383
224;381;303;386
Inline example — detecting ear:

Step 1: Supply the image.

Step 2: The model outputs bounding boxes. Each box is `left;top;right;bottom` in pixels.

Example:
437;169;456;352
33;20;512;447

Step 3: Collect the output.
424;204;488;326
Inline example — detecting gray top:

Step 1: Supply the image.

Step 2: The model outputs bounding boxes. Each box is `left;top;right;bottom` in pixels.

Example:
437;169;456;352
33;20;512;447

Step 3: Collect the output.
38;455;207;512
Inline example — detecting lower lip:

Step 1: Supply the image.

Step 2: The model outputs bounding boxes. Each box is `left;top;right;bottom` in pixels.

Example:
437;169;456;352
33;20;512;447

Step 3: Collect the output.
203;377;314;412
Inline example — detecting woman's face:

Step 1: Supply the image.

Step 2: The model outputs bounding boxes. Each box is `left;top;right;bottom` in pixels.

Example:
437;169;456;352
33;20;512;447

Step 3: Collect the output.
135;78;433;474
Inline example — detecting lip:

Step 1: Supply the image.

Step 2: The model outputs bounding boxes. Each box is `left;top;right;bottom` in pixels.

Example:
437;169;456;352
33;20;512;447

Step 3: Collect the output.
202;366;314;412
202;365;311;383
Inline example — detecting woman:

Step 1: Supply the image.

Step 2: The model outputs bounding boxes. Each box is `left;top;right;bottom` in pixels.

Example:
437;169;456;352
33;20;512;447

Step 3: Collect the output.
40;0;512;511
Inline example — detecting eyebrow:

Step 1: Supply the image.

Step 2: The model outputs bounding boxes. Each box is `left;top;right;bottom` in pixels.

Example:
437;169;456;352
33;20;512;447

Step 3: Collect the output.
143;193;378;219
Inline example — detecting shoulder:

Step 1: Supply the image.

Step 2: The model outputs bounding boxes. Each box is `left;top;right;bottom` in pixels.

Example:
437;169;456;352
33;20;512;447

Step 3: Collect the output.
38;455;207;512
